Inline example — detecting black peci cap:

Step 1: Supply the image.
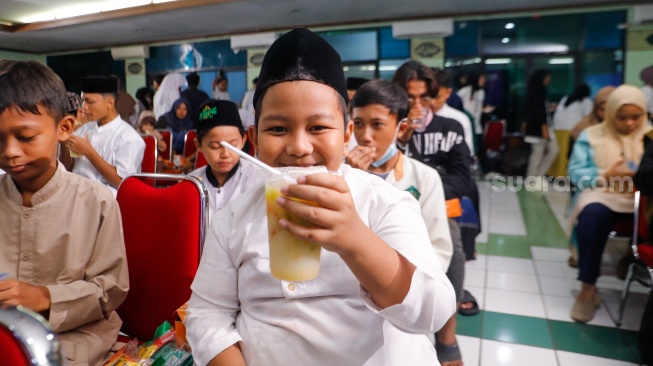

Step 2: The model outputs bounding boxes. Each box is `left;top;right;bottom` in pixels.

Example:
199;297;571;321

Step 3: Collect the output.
253;28;348;107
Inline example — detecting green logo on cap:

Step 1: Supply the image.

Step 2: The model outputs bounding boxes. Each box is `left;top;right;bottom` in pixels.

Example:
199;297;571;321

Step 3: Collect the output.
199;106;217;121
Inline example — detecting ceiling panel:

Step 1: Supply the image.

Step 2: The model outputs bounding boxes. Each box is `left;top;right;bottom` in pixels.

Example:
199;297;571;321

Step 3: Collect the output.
0;0;642;54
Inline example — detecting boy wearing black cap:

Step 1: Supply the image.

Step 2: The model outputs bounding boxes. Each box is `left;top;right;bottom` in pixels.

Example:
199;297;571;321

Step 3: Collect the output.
66;76;145;197
186;28;455;366
189;99;260;219
0;61;128;365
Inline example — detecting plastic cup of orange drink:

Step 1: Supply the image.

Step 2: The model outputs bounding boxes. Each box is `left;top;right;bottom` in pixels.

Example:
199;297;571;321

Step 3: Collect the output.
265;166;327;281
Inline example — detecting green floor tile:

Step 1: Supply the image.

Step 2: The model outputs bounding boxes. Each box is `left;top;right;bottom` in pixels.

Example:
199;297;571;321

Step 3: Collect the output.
517;190;569;248
486;234;532;259
549;319;641;364
475;242;488;255
456;310;483;338
482;311;553;349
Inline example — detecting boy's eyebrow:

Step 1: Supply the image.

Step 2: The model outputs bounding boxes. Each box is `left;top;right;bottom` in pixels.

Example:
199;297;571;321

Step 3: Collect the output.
261;113;336;123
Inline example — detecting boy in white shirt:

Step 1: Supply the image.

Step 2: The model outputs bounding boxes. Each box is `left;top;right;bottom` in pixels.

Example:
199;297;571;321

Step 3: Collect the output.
65;76;145;196
189;99;260;219
185;28;456;366
346;79;463;365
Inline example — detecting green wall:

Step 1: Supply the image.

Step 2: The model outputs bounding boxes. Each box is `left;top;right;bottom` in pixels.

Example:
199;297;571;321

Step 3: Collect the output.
0;50;46;63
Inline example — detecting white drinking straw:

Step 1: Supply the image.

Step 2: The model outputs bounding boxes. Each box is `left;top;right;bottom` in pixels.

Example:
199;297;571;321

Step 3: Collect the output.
220;141;282;176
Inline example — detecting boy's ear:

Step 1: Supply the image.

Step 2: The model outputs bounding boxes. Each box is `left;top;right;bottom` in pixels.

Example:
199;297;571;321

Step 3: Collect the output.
398;118;409;136
247;125;258;153
343;119;354;155
57;115;75;142
193;137;201;150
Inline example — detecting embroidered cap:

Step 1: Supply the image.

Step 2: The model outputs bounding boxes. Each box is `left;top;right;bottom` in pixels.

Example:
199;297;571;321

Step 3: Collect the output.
197;99;245;136
66;91;82;114
253;28;348;107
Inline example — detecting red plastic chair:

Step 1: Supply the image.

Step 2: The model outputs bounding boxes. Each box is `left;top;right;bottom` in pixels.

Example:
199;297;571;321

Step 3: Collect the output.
195;150;208;169
617;191;653;326
184;130;198;159
141;135;157;174
116;174;209;340
157;129;173;161
0;306;65;366
483;120;506;152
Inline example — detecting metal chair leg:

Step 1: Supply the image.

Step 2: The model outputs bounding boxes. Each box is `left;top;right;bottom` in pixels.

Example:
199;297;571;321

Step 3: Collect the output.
617;262;636;327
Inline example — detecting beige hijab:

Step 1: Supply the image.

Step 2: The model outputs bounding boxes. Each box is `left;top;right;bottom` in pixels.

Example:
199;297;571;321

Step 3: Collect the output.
585;84;651;172
571;85;652;223
570;86;615;140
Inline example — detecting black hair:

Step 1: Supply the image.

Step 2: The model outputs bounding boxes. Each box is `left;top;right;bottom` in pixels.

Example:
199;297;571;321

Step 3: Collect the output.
433;68;453;89
0;60;67;123
350;79;408;122
254;81;348;129
253;77;259;84
526;69;551;101
136;87;154;110
391;60;439;98
564;84;591;108
465;71;484;99
186;72;200;87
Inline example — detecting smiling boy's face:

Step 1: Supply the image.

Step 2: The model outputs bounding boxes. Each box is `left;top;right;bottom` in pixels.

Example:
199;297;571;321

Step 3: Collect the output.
250;81;352;172
0;105;73;191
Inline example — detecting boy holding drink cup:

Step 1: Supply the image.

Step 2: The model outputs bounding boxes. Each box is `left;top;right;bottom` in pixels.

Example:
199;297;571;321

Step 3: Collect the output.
186;28;456;366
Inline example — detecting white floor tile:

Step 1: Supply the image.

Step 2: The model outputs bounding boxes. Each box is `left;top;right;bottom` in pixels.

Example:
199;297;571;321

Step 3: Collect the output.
465;268;486;288
487;256;535;275
534;260;577;279
542;295;615;328
603;301;646;332
480;340;557;366
488;189;526;236
538;276;578;298
486;271;540;294
530;247;569;262
465;286;485;310
466;254;488;270
485;289;546;318
556;350;637;366
458;335;481;366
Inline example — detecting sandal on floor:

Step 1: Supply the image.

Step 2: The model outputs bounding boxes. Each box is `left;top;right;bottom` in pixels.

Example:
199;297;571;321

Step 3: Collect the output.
571;293;602;323
458;289;479;316
567;255;578;268
435;340;462;365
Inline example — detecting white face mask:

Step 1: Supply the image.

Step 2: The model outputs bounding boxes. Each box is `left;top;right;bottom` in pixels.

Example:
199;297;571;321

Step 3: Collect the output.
370;119;406;168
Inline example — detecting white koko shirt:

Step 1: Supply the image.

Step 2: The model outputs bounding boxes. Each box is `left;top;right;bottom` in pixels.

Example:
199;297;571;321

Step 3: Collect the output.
186;164;456;366
72;116;145;196
436;104;475;155
189;159;262;221
385;153;453;272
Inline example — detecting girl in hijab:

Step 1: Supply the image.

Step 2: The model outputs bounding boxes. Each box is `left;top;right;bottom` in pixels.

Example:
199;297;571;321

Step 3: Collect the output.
158;98;193;154
570;86;615;141
568;85;652;323
523;69;558;183
153;73;186;119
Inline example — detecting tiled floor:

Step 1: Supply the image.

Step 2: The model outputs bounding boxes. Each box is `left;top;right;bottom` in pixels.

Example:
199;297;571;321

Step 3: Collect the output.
456;181;647;365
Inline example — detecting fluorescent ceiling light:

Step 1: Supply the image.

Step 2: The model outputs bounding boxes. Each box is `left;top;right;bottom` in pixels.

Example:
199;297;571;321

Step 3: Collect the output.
505;23;515;29
501;37;510;43
379;65;398;71
17;13;56;23
54;4;100;19
485;58;512;64
462;58;481;65
102;0;152;12
549;57;574;64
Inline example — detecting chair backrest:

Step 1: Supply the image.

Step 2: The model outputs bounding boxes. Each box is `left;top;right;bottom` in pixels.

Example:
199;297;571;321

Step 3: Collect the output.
0;306;65;366
141;135;158;174
195;150;208;169
157;129;173;161
116;174;209;340
483;120;506;152
184;130;198;158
